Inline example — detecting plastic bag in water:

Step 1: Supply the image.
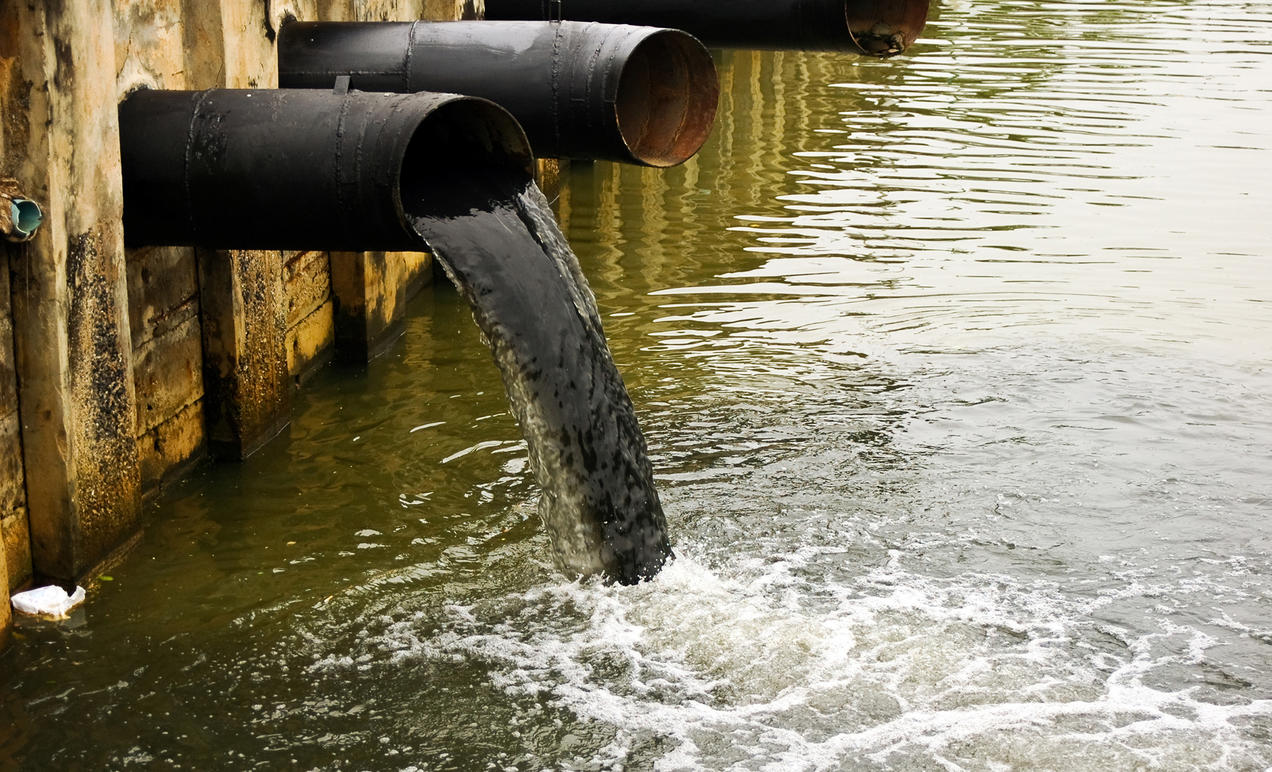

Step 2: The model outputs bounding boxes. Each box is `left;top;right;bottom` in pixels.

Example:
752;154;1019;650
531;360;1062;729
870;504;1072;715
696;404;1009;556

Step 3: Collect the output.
11;585;86;619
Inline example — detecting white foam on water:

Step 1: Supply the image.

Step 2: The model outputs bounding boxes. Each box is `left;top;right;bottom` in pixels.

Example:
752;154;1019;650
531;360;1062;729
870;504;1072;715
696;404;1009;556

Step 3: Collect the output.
310;549;1272;769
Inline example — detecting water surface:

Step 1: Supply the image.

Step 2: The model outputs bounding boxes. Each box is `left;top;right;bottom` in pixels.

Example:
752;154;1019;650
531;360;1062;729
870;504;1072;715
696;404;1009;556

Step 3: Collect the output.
4;0;1272;768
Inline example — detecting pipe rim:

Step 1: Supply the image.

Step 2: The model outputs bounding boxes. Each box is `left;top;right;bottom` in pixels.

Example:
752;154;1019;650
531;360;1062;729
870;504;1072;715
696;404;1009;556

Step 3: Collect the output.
13;199;42;233
397;94;536;221
614;29;719;168
843;0;930;56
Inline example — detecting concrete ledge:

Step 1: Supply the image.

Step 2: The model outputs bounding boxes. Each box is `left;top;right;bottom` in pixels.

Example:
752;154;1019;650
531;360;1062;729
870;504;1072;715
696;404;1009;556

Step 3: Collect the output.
198;250;291;461
138;399;206;497
285;251;336;382
288;297;336;382
133;302;202;436
331;252;433;363
126;247;199;348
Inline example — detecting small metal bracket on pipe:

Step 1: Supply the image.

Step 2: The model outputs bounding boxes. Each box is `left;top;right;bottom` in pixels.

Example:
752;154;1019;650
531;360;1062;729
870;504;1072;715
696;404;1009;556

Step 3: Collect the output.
0;178;44;244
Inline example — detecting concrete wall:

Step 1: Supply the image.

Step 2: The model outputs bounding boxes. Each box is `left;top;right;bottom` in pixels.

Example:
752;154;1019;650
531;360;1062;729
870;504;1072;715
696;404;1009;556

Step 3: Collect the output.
0;250;25;598
3;0;141;594
1;0;483;641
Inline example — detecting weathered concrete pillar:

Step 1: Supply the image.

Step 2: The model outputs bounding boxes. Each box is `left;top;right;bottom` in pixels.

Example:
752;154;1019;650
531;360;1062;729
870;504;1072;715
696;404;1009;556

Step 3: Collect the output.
127;247;206;490
179;5;294;459
0;251;31;592
285;251;336;380
0;249;12;645
197;251;292;459
1;524;9;650
330;253;433;361
5;1;142;583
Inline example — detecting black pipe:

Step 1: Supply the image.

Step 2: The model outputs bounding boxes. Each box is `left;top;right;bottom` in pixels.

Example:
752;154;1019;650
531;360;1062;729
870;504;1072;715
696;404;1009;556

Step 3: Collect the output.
118;88;533;250
278;21;719;168
482;0;929;55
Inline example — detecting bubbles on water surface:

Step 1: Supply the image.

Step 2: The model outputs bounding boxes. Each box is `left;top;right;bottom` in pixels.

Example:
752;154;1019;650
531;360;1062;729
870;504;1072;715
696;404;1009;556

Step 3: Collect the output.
304;537;1272;770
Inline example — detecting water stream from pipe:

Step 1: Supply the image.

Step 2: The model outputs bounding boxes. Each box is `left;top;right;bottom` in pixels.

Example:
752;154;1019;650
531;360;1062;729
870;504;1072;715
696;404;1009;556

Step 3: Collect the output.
404;172;671;584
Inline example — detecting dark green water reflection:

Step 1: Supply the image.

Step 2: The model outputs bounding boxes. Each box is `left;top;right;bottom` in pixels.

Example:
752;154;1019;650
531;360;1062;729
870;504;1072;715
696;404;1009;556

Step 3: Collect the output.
4;0;1272;768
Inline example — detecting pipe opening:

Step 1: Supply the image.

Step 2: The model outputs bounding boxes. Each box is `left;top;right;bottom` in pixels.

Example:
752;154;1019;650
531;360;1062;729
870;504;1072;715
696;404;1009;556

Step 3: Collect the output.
398;97;536;220
120;89;535;250
615;30;719;168
844;0;929;56
11;199;43;238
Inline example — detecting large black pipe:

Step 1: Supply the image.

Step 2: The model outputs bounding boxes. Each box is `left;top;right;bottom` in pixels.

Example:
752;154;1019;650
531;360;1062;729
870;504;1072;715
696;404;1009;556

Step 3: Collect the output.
119;88;533;250
278;21;719;168
482;0;929;55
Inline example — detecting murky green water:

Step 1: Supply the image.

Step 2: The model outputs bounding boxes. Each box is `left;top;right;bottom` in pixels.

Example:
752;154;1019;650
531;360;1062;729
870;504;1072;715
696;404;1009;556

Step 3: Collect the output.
5;1;1272;768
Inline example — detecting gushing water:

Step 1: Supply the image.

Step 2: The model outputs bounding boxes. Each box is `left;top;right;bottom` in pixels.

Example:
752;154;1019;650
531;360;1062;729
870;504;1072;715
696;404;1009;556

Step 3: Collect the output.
405;171;671;584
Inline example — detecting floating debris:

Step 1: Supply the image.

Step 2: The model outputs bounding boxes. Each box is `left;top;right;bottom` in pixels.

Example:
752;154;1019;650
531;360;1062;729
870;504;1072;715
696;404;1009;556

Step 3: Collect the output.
11;585;86;620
